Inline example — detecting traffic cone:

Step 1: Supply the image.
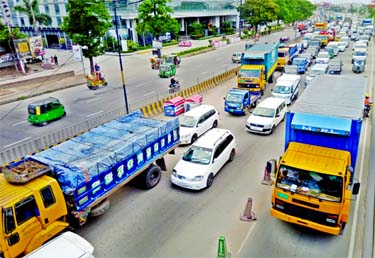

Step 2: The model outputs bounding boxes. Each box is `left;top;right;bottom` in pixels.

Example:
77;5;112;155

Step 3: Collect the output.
217;236;231;258
240;198;257;222
262;166;272;185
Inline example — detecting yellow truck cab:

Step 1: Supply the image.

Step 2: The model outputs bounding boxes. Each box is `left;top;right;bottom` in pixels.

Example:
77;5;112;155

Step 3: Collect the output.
0;174;68;258
276;48;290;70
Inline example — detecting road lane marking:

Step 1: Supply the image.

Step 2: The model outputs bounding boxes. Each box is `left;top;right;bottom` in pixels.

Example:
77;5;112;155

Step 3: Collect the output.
135;83;145;88
348;40;374;258
144;91;154;97
12;121;28;127
237;223;256;255
202;71;208;74
86;111;104;118
4;137;31;149
86;98;98;103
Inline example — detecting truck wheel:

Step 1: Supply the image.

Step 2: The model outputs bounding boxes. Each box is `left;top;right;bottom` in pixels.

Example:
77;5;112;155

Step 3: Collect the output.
268;74;274;83
142;164;161;189
90;199;110;217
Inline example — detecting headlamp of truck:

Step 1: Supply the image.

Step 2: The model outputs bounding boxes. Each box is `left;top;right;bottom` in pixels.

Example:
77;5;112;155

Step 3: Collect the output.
275;199;285;210
326;215;338;224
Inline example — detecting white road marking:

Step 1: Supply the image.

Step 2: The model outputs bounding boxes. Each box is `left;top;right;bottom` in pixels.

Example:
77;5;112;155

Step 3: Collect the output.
86;111;104;118
348;40;374;258
237;223;256;255
135;83;145;88
86;98;98;103
202;71;208;74
144;91;155;97
4;137;31;149
12;121;28;127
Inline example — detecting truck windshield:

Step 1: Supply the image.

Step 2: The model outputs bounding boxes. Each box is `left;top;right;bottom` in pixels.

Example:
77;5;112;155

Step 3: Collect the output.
252;107;275;118
226;93;243;103
278;52;286;57
273;85;291;94
240;69;260;78
276;165;343;202
179;115;197;128
182;146;212;165
353;51;366;56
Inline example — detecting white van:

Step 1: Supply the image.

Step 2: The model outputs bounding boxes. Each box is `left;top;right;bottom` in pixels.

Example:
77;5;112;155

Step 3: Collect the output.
179;104;219;144
245;97;287;135
327;42;340;56
352;48;367;63
272;74;301;105
24;232;95;258
305;63;328;87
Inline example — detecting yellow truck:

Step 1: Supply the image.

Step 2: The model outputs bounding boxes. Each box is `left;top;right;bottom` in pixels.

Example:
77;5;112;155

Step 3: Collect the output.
270;75;365;235
238;43;278;95
0;111;179;258
276;45;298;71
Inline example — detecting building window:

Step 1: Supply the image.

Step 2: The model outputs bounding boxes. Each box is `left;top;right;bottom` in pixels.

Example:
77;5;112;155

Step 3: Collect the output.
45;5;49;14
20;17;25;26
57;17;62;26
54;4;60;15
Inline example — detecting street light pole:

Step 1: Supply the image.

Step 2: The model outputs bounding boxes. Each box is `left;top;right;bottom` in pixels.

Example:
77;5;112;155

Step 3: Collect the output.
113;0;129;114
238;0;242;38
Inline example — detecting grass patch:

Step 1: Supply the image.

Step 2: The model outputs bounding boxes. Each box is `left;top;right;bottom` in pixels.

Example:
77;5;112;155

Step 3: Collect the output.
17;96;26;101
177;45;213;57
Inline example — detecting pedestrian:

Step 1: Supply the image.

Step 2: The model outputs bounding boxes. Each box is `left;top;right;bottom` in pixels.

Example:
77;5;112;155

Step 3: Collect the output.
50;56;54;64
53;55;58;65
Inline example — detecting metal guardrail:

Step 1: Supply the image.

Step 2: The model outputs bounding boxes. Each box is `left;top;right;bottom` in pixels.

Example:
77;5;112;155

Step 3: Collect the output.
0;67;239;165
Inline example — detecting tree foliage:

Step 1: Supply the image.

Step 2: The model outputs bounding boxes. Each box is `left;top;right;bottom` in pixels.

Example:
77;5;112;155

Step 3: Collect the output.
136;0;179;39
239;0;279;32
62;0;112;72
273;0;315;25
0;22;27;52
13;0;52;32
189;21;203;39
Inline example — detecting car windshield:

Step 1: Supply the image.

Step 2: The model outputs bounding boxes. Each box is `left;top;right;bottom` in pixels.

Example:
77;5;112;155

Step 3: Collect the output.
28;106;36;115
273;85;291;94
182;146;212;165
226;93;243;103
276;165;343;202
240;69;260;77
353;51;366;56
179;115;197;128
354;60;365;65
252;107;275;117
293;58;305;65
285;67;297;74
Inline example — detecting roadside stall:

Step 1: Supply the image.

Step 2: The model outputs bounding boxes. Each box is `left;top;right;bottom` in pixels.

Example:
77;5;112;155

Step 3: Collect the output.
184;95;203;112
164;96;185;116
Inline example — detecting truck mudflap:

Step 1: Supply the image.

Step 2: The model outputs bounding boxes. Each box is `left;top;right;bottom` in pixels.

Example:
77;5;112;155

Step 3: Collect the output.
270;208;341;235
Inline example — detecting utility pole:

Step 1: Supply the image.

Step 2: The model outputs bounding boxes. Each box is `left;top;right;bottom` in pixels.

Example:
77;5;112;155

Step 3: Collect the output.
238;0;242;38
113;0;130;114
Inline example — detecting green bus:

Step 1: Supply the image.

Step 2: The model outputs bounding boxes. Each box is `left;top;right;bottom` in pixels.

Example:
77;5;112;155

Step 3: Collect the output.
28;97;66;126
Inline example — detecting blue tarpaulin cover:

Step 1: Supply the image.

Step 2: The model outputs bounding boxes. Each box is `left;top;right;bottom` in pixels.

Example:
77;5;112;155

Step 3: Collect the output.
30;111;179;194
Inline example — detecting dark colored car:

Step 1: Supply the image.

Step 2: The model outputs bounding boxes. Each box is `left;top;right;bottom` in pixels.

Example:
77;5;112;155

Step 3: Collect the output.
279;36;290;43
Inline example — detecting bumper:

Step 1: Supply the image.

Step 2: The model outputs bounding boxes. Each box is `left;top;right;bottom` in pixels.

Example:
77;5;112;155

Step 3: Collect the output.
245;124;272;134
171;175;205;190
225;107;245;115
270;208;341;235
328;70;341;74
179;136;192;145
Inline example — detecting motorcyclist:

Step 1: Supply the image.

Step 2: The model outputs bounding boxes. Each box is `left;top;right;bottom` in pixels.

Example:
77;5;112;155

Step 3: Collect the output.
170;77;179;88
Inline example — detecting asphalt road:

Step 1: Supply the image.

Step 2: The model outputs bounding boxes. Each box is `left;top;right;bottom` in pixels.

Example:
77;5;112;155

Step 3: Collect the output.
0;29;296;149
68;38;373;258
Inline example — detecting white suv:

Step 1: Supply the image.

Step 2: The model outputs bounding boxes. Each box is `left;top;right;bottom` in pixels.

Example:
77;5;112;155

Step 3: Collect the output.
171;128;236;190
179;105;219;145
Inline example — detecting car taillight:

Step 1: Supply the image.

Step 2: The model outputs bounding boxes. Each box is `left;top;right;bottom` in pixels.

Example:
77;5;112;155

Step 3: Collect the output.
326;214;338;224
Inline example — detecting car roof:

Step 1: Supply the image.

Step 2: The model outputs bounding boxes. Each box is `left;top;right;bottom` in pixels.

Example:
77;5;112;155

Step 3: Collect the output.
183;104;216;117
193;128;233;149
257;97;285;108
28;97;59;107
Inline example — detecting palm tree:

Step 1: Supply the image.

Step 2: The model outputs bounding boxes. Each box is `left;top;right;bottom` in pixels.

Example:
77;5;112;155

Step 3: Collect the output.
14;0;51;35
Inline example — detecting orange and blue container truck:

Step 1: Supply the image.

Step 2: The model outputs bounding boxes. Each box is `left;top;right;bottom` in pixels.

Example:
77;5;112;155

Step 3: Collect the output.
270;75;366;235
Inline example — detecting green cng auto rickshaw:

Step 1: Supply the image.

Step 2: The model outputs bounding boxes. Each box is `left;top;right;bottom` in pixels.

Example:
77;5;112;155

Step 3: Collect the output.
28;97;66;126
159;63;176;78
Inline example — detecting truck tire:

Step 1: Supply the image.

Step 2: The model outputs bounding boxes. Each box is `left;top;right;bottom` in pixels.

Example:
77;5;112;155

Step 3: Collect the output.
142;164;162;189
90;199;110;217
268;74;274;83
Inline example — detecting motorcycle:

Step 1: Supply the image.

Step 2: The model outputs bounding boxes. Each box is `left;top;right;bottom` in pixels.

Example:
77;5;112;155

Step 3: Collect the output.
169;82;180;93
364;105;371;118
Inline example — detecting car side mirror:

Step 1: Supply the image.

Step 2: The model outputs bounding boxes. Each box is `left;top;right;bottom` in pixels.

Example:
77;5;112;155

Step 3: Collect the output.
197;123;202;128
223;97;226;100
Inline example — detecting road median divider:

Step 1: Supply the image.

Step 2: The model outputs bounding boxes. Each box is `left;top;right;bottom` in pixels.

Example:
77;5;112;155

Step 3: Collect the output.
140;66;240;117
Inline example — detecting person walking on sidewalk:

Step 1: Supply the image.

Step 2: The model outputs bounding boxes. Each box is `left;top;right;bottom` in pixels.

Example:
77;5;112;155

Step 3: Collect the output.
54;55;58;65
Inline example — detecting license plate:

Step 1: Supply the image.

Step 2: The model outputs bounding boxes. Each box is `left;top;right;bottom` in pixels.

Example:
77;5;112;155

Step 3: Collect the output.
251;126;263;131
229;109;235;112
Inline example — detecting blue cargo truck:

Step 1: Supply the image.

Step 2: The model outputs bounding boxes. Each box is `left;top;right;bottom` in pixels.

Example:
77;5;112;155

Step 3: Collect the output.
271;75;365;235
238;43;278;95
224;88;261;115
0;110;180;256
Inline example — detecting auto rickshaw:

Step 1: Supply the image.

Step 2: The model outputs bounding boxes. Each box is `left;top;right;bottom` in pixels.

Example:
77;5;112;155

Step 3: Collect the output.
27;97;66;126
86;72;108;90
352;60;365;73
159;63;176;78
164;54;181;67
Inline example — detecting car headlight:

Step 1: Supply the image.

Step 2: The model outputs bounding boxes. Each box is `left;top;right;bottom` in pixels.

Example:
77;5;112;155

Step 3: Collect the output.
172;169;177;177
263;124;272;129
190;175;204;182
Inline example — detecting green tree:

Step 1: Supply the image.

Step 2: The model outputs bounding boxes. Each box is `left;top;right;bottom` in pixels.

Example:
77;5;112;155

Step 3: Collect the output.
239;0;279;33
62;0;112;73
274;0;294;24
13;0;51;34
189;21;203;39
221;21;234;34
0;22;27;52
136;0;179;40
